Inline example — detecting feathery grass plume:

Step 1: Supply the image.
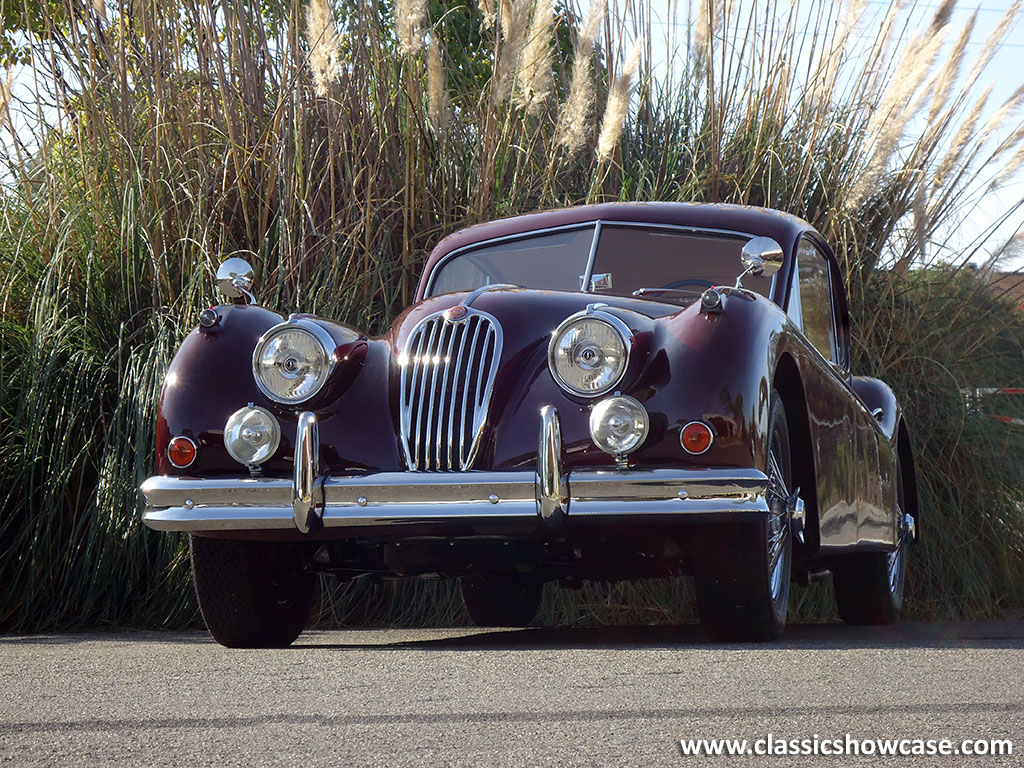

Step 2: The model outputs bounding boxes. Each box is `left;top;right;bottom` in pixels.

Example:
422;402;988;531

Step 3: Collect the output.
556;0;606;154
692;0;710;64
597;43;642;162
992;141;1024;190
847;1;954;209
974;233;1024;280
477;0;497;29
933;82;994;192
305;0;343;97
978;83;1024;147
426;37;451;130
927;9;975;125
965;0;1023;87
515;0;554;114
397;0;427;55
993;121;1024;163
494;0;531;101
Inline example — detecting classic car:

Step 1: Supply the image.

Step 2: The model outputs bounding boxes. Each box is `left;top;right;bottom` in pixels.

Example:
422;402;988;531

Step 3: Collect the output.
141;202;918;647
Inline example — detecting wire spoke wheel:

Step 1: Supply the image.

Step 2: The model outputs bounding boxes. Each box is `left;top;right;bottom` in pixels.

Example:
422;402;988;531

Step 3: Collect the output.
833;453;907;625
695;390;792;641
766;450;791;606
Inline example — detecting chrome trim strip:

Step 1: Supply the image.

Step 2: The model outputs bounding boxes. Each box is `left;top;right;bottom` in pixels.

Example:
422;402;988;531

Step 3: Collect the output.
567;468;769;517
424;222;599;298
424;220;762;299
569;467;767;500
536;406;568;521
292;411;323;533
460;283;518;308
141;468;771;532
580;219;603;293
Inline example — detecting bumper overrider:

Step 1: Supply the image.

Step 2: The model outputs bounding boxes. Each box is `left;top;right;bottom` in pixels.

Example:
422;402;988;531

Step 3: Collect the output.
141;406;771;536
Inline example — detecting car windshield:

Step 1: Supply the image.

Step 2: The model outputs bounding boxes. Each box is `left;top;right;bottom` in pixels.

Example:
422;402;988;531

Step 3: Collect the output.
426;223;773;302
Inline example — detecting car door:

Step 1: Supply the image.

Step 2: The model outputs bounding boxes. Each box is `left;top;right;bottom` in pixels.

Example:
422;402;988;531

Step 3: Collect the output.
787;237;881;550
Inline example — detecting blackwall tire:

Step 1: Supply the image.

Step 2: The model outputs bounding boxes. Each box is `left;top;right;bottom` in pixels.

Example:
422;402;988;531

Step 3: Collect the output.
695;390;793;642
189;536;318;648
459;575;542;627
833;455;907;625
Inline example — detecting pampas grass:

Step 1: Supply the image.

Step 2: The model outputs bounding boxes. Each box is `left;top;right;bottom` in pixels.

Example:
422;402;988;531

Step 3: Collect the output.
426;37;450;130
597;43;641;161
557;0;605;154
515;0;554;114
2;0;1024;631
305;0;343;97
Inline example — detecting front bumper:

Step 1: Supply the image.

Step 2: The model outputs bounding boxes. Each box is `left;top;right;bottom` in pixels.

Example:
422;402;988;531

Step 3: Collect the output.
141;406;770;535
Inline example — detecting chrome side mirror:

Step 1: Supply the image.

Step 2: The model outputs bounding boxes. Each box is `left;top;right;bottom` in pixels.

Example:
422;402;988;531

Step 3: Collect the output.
216;257;257;304
740;237;784;278
736;237;784;289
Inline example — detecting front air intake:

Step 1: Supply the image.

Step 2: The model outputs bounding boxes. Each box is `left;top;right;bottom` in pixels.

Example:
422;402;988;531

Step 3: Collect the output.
399;308;502;471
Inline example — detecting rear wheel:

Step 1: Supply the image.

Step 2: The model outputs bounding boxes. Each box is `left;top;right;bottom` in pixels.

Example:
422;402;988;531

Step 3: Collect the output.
459;575;542;627
695;391;793;641
190;536;318;648
833;456;907;625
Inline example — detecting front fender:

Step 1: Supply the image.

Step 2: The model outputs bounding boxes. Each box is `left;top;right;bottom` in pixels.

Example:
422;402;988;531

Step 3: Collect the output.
483;291;793;473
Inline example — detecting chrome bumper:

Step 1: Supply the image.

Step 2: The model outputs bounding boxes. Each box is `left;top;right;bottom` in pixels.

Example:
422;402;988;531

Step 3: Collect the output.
141;407;770;534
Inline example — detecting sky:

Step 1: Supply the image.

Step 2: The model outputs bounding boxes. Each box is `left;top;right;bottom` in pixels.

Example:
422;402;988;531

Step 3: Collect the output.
641;0;1024;269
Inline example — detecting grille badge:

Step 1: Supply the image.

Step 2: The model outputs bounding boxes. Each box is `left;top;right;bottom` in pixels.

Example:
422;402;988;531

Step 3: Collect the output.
446;305;468;322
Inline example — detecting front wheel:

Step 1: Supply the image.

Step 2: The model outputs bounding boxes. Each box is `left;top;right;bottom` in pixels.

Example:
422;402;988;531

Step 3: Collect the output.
694;391;793;641
459;575;542;627
190;536;318;648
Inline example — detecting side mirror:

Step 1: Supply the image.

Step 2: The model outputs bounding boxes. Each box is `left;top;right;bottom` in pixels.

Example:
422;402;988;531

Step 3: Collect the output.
216;257;256;304
740;237;784;280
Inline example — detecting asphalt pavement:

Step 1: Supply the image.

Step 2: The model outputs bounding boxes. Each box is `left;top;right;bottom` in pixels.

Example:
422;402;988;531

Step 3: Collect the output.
1;621;1021;767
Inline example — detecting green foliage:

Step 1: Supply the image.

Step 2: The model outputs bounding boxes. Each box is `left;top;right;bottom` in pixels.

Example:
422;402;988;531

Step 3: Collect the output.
1;0;1023;631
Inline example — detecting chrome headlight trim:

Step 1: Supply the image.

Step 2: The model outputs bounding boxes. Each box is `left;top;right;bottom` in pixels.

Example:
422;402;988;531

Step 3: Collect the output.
547;308;632;397
252;318;337;404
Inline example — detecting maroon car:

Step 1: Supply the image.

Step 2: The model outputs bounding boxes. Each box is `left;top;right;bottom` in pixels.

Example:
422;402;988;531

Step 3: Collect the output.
141;202;918;646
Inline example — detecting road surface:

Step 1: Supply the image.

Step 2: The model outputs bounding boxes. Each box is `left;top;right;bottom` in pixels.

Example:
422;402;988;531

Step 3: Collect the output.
1;622;1021;766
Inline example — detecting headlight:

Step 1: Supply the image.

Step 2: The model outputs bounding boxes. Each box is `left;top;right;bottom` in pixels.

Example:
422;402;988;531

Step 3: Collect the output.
548;311;630;396
224;406;281;466
589;395;649;456
253;320;335;404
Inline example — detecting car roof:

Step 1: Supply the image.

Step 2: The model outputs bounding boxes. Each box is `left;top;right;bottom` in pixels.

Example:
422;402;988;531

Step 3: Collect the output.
415;202;816;302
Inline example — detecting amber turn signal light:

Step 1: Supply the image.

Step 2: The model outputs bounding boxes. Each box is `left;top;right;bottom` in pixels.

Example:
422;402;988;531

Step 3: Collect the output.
167;436;198;468
680;421;713;455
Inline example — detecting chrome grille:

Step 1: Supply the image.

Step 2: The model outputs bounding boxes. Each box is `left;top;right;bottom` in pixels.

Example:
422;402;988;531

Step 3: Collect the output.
399;309;502;470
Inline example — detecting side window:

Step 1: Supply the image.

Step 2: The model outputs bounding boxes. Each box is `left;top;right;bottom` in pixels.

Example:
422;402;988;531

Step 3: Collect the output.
795;240;837;363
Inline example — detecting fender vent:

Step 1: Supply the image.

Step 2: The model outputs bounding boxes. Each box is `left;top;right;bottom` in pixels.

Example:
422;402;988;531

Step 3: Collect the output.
399;309;502;470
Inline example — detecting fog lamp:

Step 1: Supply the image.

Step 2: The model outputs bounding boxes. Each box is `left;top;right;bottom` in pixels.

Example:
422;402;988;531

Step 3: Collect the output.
589;395;649;458
224;405;281;466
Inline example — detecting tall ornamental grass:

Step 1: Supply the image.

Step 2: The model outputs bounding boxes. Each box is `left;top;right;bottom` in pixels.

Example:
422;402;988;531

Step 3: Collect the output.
1;0;1023;630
